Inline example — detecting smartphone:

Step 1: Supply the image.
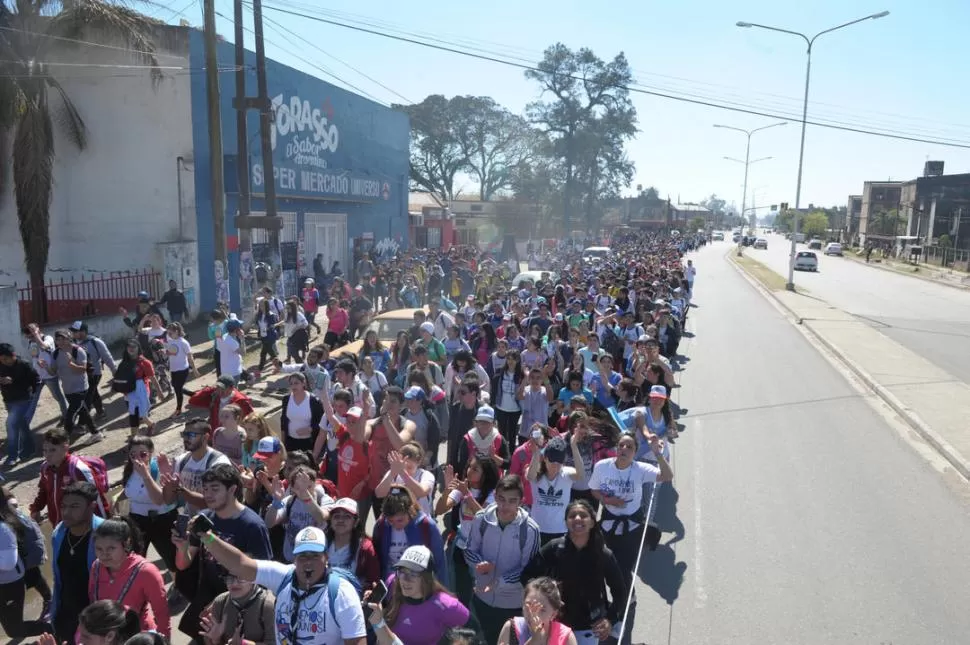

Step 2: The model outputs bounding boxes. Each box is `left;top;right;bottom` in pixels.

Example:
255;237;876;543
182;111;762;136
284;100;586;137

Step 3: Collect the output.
190;513;215;537
363;580;389;620
175;514;190;538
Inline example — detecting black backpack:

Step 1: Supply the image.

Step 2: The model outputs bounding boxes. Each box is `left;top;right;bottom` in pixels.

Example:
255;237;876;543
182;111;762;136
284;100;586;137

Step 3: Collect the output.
112;359;138;394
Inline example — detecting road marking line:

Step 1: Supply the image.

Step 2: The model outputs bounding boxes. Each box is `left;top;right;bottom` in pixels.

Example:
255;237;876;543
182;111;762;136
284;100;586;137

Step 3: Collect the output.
693;416;706;610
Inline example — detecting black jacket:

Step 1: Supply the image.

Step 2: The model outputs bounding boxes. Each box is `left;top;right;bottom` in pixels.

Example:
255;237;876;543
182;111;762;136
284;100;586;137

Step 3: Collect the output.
0;358;39;403
280;393;325;450
522;535;627;631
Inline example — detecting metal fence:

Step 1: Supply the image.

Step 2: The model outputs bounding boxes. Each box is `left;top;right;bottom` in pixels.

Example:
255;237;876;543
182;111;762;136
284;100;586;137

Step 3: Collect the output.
17;268;162;326
920;245;970;271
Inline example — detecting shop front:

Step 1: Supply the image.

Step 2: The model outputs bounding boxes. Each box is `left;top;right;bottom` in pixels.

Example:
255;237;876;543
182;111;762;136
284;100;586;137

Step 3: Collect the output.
190;31;410;311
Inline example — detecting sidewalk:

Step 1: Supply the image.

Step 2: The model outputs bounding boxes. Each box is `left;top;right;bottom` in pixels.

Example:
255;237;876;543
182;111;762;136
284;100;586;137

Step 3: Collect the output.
843;250;970;291
731;254;970;480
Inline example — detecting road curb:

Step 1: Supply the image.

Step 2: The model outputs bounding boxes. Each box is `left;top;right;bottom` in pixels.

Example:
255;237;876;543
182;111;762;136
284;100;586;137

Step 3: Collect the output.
727;252;970;482
842;252;970;292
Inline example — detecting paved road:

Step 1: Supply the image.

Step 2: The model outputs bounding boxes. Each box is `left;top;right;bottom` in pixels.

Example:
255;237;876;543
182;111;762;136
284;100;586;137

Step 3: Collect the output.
631;243;970;644
746;233;970;386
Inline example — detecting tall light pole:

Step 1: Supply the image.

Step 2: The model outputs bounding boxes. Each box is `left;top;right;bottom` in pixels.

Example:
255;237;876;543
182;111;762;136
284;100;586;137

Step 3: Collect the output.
737;11;889;290
714;122;786;231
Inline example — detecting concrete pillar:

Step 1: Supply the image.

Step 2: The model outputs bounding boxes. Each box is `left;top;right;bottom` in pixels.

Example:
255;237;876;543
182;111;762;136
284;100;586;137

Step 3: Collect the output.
928;198;937;242
0;286;22;353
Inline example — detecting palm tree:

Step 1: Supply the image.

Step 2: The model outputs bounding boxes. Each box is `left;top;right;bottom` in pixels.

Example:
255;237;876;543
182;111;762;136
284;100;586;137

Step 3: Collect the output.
0;0;161;321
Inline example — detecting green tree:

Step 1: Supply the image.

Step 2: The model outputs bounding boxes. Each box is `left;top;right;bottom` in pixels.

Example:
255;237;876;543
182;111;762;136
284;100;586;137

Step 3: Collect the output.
871;209;905;236
451;96;538;201
525;43;637;232
801;211;830;238
0;1;161;321
689;216;706;232
394;95;468;202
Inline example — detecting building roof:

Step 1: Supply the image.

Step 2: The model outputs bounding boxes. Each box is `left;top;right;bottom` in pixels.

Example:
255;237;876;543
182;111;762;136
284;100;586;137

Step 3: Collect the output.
671;203;711;212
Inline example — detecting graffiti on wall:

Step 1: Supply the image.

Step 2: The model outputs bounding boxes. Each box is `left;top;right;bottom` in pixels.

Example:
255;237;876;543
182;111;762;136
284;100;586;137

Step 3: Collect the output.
161;242;197;311
215;260;230;306
375;237;399;259
239;251;255;308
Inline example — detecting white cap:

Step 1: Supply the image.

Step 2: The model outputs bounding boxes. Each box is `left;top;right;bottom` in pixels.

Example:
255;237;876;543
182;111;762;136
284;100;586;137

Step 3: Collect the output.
395;545;432;572
292;526;327;555
419;322;435;335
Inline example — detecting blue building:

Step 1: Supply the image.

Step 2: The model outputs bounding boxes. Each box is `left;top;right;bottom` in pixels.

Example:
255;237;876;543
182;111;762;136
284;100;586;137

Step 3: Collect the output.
189;30;410;311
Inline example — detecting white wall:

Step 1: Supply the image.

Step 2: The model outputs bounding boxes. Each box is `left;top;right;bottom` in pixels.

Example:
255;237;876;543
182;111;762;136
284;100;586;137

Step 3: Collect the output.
0;28;197;293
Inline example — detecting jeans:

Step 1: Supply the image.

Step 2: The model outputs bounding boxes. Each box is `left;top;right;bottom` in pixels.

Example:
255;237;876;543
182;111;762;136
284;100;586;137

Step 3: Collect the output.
30;378;68;421
85;371;104;415
64;391;96;435
5;399;34;460
169;311;184;323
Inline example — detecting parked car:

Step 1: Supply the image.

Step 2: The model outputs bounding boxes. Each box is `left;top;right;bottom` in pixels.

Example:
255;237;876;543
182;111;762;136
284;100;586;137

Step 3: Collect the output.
713;232;725;241
753;238;768;249
824;242;843;256
331;308;426;360
808;239;823;250
794;251;819;271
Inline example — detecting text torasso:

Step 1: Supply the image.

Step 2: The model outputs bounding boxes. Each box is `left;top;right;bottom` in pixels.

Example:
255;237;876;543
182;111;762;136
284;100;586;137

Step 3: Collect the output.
270;95;339;168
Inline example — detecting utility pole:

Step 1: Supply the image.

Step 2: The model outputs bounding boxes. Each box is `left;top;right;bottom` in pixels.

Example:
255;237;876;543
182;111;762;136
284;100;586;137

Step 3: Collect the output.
203;0;228;305
233;0;252;311
252;0;282;293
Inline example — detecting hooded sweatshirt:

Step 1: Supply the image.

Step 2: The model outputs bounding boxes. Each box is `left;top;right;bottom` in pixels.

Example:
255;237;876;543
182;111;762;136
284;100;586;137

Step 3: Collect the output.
463;504;541;609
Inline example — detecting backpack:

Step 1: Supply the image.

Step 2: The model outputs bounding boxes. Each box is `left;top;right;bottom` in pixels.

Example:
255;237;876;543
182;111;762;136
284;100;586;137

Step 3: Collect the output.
51;345;83;365
478;512;530;552
112;358;138;394
600;325;622;356
177;450;219;476
464;430;503;467
16;512;46;569
275;566;362;632
66;454;111;517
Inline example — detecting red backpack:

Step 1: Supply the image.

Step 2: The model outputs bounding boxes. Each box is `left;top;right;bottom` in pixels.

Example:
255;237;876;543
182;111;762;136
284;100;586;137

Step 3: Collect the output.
67;453;112;517
464;430;505;476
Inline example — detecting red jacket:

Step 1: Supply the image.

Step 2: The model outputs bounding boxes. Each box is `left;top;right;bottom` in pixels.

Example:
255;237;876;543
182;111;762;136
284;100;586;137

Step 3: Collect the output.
188;386;254;431
29;454;109;525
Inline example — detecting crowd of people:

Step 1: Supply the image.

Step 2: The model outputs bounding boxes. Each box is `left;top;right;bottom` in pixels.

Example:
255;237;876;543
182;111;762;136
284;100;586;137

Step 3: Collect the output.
0;230;699;644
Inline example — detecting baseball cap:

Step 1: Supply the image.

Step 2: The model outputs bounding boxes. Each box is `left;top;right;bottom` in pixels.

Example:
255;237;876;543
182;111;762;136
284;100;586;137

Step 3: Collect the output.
649;385;668;400
137;291;150;301
419;322;435;335
404;386;426;401
225;319;243;333
330;498;359;517
346;406;363;419
69;321;88;332
542;436;568;464
395;545;432;573
292;526;327;555
304;278;314;285
216;375;236;389
637;334;651;343
475;405;495;422
253;436;283;460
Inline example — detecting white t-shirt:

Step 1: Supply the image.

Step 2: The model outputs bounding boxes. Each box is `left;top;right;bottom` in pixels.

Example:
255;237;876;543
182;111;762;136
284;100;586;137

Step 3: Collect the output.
393;469;436;517
387;528;409;569
125;470;176;516
167;336;193;372
326;543;353;569
216;335;244;378
174;448;232;514
286;395;313;439
448;489;495;550
588;458;660;534
529;469;576;535
254;560;367;645
280;485;333;562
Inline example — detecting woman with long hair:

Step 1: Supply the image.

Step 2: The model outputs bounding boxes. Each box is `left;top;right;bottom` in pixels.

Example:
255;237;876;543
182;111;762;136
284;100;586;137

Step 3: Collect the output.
323;498;381;590
522;499;626;645
119;437;178;576
359;329;391;373
434;457;500;610
389;330;412;387
588;431;672;624
374;443;436;517
164;321;198;417
115;339;157;436
366;545;469;645
525;435;584;544
283;299;310;363
138;313;170;402
444;350;489;405
279;372;325;454
497;576;578;645
471;322;497;368
565;412;618;510
491;349;525;447
37;600;141;645
90;517;170;638
564;351;594;389
240;412;279;469
443;324;471;362
253;296;281;370
372;486;447;582
0;486;48;639
361;355;389;411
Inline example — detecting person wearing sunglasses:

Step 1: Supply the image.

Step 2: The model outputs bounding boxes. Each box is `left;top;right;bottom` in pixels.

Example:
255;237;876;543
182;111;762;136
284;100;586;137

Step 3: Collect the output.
160;418;231;516
366;545;469;645
118;436;178;578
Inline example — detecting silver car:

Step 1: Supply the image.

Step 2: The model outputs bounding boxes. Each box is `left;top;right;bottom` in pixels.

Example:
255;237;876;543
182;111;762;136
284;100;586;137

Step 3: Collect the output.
794;251;818;271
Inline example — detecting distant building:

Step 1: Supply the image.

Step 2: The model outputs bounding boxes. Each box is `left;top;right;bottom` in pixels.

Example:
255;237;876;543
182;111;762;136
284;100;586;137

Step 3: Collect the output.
670;203;713;229
407;196;543;248
899;172;970;247
626;195;671;230
847;195;863;238
859;181;903;244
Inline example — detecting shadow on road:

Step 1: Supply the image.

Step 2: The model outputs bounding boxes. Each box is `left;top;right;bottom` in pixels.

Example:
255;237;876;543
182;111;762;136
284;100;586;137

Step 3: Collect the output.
639;483;687;606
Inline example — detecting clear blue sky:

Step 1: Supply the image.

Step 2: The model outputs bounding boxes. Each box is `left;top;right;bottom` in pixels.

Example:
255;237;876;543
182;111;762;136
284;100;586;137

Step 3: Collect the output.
158;0;970;211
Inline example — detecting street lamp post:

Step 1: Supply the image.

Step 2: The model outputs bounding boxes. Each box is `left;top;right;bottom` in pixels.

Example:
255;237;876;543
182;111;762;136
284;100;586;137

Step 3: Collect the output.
714;122;787;234
737;11;889;290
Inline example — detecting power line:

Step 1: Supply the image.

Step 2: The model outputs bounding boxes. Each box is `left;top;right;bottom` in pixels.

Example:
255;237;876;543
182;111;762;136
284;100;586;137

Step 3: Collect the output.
0;24;184;59
263;2;970;147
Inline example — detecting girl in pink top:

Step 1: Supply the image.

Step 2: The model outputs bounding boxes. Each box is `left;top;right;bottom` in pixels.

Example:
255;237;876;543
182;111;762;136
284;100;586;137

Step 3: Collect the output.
499;577;577;645
88;518;170;640
325;298;350;346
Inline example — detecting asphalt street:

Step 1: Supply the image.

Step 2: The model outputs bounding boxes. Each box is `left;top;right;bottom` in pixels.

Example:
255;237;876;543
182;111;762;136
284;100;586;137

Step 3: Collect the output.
747;233;970;386
631;242;970;645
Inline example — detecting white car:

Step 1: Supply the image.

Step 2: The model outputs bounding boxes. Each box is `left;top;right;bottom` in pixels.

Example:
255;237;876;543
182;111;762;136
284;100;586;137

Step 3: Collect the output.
753;238;768;249
793;251;818;272
824;242;843;256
